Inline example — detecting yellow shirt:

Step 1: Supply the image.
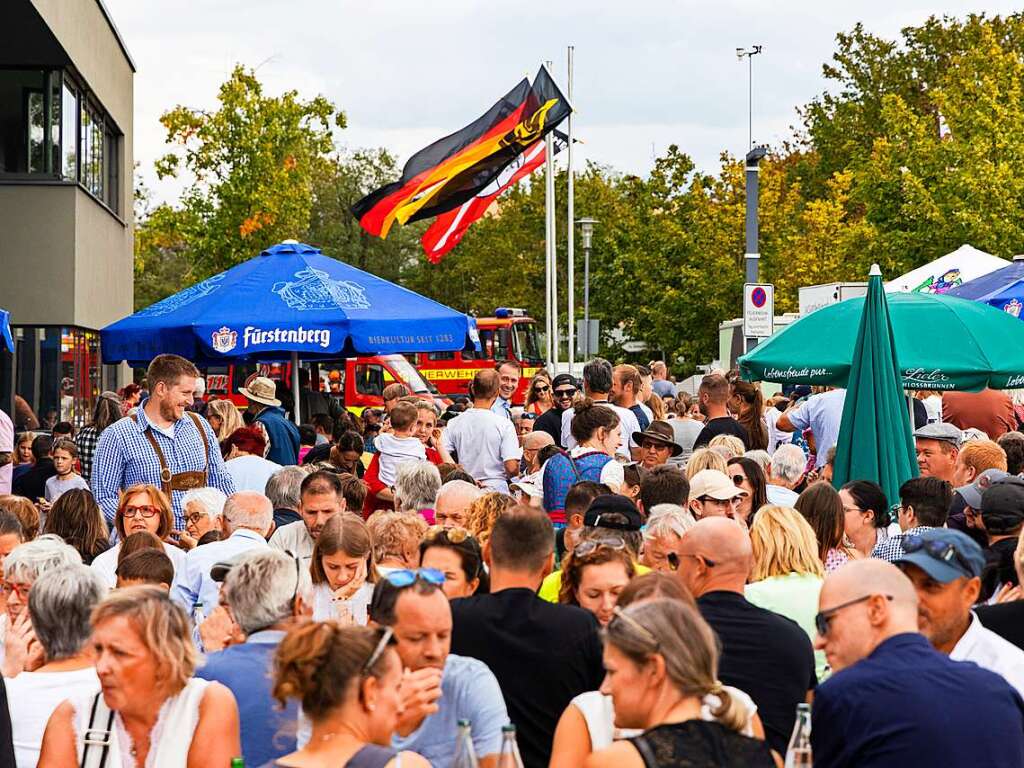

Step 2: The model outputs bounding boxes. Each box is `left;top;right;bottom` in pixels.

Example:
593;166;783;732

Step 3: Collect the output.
538;562;653;602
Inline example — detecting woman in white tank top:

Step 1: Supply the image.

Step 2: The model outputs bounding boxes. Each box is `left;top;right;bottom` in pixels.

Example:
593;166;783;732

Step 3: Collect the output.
37;587;240;768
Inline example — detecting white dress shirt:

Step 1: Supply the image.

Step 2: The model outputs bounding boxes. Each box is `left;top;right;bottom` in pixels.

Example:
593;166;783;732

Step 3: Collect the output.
951;612;1024;697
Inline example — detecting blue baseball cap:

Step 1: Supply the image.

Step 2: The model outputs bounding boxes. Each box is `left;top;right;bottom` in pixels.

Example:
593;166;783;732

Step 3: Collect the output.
895;528;986;583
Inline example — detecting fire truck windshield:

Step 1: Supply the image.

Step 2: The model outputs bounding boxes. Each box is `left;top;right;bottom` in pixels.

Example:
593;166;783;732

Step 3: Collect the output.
387;356;432;394
513;322;543;363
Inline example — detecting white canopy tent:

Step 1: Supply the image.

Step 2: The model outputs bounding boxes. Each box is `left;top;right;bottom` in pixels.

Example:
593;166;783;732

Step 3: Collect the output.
885;244;1010;294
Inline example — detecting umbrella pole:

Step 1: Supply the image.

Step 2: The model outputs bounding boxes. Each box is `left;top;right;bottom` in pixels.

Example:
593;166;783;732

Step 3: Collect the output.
291;351;301;426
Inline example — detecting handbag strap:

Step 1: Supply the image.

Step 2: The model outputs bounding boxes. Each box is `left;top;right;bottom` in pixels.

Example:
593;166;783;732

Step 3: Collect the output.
80;691;115;768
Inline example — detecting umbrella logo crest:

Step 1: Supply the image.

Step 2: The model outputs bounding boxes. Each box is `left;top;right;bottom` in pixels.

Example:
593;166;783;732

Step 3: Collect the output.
211;326;238;353
272;268;371;311
1004;299;1022;318
138;274;227;317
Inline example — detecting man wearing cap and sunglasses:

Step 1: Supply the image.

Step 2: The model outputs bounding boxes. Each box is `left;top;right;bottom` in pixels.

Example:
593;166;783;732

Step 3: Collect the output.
367;567;507;767
811;558;1024;768
894;527;1024;696
687;469;747;523
534;374;577;446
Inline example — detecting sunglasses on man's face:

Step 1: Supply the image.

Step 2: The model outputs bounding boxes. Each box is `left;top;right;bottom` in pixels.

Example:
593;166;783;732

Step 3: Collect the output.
554;388;576;399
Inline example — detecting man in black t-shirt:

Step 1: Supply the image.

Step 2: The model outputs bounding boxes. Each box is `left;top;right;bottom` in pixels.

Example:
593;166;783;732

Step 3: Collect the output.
450;506;604;768
534;374;577;447
693;373;750;450
677;517;817;756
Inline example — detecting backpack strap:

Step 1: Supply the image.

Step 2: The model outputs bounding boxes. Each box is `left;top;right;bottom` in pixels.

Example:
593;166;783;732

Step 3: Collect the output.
630;734;660;768
80;691;115;768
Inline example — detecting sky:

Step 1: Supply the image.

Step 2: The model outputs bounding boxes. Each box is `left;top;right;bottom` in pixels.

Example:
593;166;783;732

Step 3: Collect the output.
104;0;1021;205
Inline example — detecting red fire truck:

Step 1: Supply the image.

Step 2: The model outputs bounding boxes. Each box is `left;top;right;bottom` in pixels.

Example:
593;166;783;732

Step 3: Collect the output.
407;308;546;405
204;355;447;416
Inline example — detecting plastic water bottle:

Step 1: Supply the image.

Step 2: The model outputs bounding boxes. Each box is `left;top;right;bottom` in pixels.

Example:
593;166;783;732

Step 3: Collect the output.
496;723;525;768
784;702;813;767
452;719;480;768
193;601;206;627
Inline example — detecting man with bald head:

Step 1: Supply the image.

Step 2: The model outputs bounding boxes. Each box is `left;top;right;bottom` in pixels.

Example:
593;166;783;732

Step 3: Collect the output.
676;518;816;756
434;479;484;529
442;369;522;493
811;559;1024;767
520;429;554;475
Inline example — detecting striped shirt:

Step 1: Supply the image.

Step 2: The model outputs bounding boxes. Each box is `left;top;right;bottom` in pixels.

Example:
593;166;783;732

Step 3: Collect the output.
90;402;236;530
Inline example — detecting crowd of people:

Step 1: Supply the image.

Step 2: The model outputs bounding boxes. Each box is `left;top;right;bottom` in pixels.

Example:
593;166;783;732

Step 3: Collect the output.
0;352;1023;767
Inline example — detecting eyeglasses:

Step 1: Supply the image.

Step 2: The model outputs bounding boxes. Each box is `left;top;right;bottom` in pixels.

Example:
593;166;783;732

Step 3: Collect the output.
610;606;660;649
123;505;161;519
185;512;209;525
902;534;975;577
573;535;626;557
382;568;446;588
424;525;470;544
554;388;577;399
534;385;551;393
815;594;893;637
730;475;747;486
640;441;671;452
671;551;716;569
363;626;395;674
0;581;29;600
697;496;739;507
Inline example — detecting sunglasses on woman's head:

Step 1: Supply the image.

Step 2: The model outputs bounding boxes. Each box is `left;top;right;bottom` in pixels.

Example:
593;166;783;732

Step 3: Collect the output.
382;568;446;588
424;525;471;544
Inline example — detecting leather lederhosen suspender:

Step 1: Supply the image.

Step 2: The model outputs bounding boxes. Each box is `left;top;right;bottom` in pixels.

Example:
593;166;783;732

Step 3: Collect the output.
135;411;210;497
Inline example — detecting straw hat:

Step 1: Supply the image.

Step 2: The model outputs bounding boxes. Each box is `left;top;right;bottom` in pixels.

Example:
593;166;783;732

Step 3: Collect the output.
238;376;281;407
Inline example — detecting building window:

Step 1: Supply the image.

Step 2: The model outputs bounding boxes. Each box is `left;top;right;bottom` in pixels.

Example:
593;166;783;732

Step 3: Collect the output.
61;82;77;179
0;69;120;214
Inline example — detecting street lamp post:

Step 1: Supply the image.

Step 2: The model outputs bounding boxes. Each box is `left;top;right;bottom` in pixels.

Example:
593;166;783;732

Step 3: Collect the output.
576;217;597;358
735;45;762;151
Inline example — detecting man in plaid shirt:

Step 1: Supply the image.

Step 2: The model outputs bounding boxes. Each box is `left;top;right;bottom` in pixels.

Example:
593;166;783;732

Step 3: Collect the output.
91;355;236;530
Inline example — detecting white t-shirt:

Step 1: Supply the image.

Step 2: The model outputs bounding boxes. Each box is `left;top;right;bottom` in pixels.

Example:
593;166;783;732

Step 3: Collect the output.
442;407;522;493
561;401;641;460
8;666;100;768
44;473;90;502
91;540;188;588
764;407;793;454
225;454;282;494
374;433;427;487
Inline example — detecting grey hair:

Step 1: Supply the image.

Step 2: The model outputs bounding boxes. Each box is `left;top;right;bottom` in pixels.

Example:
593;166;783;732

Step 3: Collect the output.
393;462;441;512
223;550;298;635
181;487;227;519
582;358;613;395
581;523;642;558
223;491;274;533
743;449;771;475
436;480;485;506
28;563;106;660
4;534;82;583
266;465;308;511
771;444;807;485
644;504;696;541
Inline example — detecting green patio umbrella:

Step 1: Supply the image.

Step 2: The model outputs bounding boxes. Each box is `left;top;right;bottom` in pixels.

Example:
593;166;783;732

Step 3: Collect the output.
831;265;918;507
738;288;1024;392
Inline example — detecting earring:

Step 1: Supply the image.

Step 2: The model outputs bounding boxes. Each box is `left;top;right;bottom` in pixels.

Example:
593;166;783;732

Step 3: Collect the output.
367;703;376;712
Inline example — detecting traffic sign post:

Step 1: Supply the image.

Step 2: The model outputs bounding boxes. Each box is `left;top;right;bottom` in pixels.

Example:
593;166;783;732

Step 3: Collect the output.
743;283;774;344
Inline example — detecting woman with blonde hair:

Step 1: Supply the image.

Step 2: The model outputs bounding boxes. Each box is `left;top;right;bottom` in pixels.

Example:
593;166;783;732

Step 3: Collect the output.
38;586;241;767
584;599;772;767
309;513;377;624
708;434;745;462
745;504;827;679
465;491;516;547
366;511;428;576
524;371;554;415
684;448;728;480
205;398;244;444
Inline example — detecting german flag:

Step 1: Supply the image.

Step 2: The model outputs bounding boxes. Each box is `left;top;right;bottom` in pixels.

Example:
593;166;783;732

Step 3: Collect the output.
352;67;571;238
421;131;568;263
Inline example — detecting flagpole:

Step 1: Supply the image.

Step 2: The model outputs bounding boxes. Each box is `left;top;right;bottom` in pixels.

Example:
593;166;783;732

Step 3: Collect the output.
544;65;553;364
545;60;559;372
566;45;575;374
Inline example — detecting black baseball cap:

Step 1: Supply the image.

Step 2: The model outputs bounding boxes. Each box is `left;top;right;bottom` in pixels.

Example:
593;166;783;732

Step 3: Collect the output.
552;374;577;391
583;494;642;531
981;476;1024;535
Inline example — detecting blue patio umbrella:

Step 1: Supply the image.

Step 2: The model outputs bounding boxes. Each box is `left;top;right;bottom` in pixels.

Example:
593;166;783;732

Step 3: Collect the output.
102;241;475;365
947;254;1024;318
0;309;13;354
102;241;477;422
